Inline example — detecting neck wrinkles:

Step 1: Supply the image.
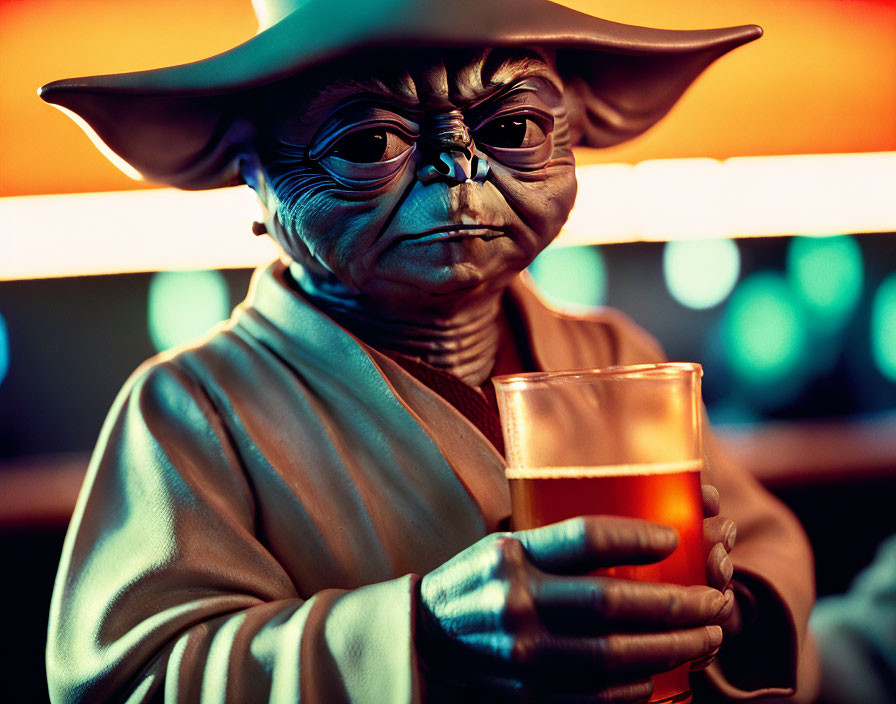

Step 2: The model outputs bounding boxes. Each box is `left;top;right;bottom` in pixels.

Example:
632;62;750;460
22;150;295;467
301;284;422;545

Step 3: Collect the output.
289;261;503;386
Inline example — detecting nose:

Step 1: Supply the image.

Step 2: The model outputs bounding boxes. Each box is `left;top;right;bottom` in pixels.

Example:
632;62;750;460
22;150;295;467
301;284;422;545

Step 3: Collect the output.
416;111;489;184
417;147;489;184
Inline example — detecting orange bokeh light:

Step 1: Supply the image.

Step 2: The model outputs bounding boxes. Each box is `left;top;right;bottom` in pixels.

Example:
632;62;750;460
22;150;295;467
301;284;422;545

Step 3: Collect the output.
0;0;256;196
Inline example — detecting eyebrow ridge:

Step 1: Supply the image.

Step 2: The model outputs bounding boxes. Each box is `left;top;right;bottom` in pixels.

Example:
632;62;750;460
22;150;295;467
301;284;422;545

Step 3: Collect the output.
463;75;559;115
319;74;560;129
313;56;561;114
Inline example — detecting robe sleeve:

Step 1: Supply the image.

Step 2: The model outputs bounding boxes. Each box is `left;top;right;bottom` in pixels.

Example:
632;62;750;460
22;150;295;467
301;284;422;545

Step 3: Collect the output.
700;428;820;702
46;360;422;704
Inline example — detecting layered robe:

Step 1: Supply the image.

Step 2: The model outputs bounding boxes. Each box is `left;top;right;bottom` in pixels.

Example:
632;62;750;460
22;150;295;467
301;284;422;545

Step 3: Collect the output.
47;261;819;703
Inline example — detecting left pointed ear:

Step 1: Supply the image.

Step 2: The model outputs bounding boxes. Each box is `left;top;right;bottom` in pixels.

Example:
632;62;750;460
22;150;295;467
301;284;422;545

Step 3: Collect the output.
169;118;256;190
559;25;761;148
43;87;254;189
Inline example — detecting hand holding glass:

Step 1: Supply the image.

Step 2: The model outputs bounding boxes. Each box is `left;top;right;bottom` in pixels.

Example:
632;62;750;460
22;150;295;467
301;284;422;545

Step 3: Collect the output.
493;363;707;704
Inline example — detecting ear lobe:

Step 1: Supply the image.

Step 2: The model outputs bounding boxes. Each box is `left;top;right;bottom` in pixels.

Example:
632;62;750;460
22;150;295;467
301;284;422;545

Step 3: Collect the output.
558;43;749;149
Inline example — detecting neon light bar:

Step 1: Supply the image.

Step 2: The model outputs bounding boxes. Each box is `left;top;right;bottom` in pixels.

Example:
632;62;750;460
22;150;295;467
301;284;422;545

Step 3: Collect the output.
2;152;894;280
562;151;896;245
2;187;281;281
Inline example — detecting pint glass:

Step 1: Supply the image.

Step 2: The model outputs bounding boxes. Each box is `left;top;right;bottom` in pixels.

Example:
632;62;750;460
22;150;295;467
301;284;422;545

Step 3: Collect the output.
493;363;705;704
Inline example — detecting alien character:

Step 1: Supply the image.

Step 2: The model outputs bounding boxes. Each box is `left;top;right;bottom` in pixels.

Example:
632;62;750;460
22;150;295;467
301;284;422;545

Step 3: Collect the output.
41;1;819;702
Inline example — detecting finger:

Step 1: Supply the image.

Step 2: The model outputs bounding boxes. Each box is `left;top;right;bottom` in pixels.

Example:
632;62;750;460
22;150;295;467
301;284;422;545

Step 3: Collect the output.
532;680;654;703
689;647;721;672
466;674;654;703
534;576;727;633
711;588;736;627
702;485;720;518
586;681;654;704
517;517;678;575
465;673;525;701
717;588;743;636
706;543;734;591
703;516;736;554
524;626;723;679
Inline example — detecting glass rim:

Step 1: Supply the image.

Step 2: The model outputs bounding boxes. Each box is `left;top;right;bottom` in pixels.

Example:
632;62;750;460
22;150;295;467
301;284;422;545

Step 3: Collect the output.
492;362;703;388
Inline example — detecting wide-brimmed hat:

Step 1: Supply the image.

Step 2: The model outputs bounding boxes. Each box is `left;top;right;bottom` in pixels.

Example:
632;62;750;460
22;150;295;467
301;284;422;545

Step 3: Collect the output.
39;0;760;190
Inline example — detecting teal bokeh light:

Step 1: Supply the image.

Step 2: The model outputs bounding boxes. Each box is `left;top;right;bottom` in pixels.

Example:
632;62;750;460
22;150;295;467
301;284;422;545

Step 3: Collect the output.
663;239;740;309
528;246;607;308
722;272;809;394
148;270;230;353
871;274;896;383
787;235;863;333
0;312;8;388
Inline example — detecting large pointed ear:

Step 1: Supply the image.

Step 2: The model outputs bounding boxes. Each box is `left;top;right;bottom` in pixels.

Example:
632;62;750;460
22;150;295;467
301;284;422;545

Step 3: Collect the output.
41;87;252;189
558;27;760;148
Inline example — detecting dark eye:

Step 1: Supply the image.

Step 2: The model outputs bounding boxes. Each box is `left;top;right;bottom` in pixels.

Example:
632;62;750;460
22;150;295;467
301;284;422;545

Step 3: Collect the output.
330;127;412;163
476;117;547;149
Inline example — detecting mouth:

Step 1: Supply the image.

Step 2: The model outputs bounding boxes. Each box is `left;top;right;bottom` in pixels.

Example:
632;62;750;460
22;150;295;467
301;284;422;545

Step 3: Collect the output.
394;224;506;244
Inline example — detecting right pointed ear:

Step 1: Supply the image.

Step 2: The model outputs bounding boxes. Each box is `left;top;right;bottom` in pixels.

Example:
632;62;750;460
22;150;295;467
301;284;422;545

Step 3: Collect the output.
558;25;762;149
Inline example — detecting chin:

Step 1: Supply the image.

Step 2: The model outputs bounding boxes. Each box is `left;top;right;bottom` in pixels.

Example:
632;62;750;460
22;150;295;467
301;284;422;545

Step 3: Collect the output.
375;265;528;315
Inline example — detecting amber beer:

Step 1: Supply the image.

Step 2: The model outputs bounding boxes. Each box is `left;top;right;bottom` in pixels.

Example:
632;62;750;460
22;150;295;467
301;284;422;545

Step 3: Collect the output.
507;461;704;583
507;460;705;704
494;363;706;704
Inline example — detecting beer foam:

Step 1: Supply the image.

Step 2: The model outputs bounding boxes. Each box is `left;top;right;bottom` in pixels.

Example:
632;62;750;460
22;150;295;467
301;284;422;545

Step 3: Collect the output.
505;460;703;480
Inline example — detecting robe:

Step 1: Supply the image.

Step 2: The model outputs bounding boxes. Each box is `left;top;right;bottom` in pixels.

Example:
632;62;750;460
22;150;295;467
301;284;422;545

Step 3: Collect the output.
46;260;819;703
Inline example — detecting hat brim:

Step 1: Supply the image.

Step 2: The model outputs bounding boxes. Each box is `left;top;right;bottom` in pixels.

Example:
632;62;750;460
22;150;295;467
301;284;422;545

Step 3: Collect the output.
39;0;761;189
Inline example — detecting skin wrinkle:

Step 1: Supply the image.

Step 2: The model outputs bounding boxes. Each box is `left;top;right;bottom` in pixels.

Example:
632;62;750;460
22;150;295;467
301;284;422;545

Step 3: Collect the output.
367;173;421;258
246;48;577;385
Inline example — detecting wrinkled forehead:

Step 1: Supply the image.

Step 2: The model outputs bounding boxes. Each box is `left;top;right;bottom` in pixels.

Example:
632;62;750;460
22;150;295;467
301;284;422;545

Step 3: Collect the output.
318;47;561;108
256;47;563;133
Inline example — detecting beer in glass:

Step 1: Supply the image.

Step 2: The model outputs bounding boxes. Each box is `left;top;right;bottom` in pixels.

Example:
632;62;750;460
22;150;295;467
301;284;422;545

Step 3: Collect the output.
493;363;705;704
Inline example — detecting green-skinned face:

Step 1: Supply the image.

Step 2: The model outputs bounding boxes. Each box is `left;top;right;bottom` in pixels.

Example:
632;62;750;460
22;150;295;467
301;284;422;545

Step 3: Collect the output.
244;48;578;313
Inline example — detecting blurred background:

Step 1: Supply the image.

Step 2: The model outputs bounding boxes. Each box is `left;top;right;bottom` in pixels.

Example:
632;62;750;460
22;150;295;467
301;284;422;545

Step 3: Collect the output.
1;0;895;700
